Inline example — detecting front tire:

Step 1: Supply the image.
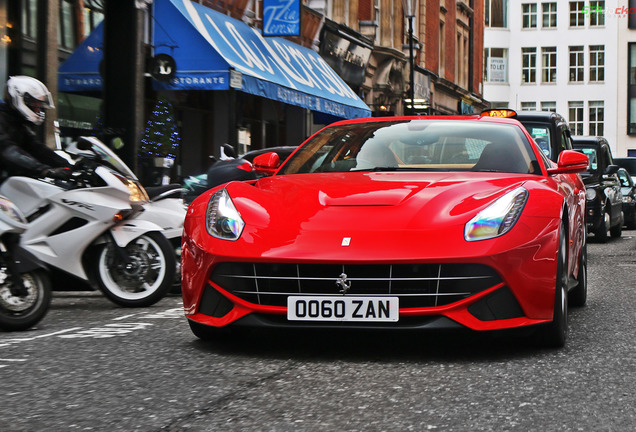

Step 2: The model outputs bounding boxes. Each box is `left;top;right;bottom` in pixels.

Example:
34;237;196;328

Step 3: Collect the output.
594;210;609;243
538;223;568;348
569;240;587;307
610;211;623;238
94;232;175;307
0;269;51;331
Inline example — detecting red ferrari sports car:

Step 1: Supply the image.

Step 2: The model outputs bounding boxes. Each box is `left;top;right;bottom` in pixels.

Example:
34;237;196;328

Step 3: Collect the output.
181;115;589;347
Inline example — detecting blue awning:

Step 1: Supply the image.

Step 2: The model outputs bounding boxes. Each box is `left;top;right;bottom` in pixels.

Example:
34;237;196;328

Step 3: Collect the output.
58;0;371;119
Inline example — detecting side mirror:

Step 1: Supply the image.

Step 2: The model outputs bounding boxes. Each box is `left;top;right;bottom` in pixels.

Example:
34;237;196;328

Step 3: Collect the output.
221;143;236;159
604;164;619;175
547;150;589;175
252;152;280;176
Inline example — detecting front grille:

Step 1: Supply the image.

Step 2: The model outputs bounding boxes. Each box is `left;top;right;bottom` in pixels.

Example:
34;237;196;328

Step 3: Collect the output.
210;263;501;309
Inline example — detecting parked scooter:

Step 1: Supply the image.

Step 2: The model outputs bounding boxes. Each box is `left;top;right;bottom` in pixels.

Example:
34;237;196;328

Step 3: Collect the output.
0;136;184;307
0;195;51;331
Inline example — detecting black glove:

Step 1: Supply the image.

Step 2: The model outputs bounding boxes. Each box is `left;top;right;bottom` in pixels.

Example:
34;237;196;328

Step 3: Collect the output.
42;167;72;180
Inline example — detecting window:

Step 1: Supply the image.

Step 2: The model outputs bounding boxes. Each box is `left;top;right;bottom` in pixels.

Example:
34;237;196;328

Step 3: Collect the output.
630;43;636;134
589;101;604;136
58;0;76;49
630;0;636;29
590;45;605;82
21;0;38;39
569;1;585;27
83;5;105;37
521;102;537;111
439;21;445;78
541;101;557;112
456;30;469;89
485;48;508;83
522;47;537;83
569;101;584;135
589;1;605;26
569;46;584;82
522;4;537;28
542;47;557;83
542;3;557;28
485;0;508;28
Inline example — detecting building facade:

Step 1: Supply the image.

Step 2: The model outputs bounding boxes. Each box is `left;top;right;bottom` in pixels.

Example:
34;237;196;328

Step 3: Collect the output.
484;0;619;154
617;0;636;157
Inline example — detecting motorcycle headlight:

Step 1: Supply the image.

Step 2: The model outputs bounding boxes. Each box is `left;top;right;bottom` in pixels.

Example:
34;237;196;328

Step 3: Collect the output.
112;173;149;203
585;188;597;201
0;195;27;224
206;189;245;240
465;187;528;242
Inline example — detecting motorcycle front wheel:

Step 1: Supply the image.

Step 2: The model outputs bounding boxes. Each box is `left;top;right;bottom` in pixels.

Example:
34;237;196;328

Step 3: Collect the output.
94;232;176;307
0;269;52;331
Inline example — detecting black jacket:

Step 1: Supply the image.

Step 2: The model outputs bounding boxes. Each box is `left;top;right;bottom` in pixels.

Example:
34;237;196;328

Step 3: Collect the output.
0;102;69;178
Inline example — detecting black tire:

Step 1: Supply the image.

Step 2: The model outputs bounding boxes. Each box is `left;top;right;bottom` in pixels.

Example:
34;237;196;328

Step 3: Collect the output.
569;240;587;307
627;210;636;230
594;211;609;243
610;213;622;238
94;232;176;307
0;269;52;331
188;320;232;342
538;224;568;348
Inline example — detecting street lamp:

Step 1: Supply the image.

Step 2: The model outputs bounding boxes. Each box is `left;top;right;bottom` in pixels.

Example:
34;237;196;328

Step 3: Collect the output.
402;0;415;115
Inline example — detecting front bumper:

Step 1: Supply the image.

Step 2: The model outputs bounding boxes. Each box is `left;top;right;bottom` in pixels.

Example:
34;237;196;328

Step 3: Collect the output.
181;217;562;333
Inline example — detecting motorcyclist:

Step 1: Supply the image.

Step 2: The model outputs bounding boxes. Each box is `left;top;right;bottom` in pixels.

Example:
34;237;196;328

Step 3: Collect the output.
0;76;71;181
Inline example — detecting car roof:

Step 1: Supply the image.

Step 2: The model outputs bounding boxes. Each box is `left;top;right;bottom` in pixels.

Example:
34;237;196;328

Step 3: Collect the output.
572;136;608;145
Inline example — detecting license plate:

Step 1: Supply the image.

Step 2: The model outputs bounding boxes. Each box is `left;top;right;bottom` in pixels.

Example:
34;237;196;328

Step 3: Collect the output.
287;296;399;322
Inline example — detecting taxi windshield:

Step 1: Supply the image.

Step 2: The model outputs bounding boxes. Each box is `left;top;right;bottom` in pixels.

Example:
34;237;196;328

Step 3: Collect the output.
520;122;552;159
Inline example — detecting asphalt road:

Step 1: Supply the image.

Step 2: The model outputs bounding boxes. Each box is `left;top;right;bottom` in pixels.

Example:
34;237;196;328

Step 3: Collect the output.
1;231;635;431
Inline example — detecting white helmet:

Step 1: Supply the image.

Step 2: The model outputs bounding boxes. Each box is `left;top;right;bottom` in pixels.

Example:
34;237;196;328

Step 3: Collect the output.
5;76;54;125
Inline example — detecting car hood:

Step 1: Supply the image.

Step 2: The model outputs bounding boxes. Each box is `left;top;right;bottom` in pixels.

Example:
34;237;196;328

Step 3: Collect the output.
186;171;559;260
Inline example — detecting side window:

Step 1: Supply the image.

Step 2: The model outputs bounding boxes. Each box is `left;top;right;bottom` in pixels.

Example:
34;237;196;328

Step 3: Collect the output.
559;127;571;153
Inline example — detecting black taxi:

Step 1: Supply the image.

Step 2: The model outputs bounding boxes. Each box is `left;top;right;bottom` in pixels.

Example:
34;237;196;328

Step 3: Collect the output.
572;136;623;242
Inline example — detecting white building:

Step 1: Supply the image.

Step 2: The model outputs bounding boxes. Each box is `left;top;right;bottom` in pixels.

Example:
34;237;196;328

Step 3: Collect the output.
483;1;620;154
617;1;636;157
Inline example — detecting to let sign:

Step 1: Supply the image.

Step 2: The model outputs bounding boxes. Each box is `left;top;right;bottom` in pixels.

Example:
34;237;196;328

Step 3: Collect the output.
263;0;301;36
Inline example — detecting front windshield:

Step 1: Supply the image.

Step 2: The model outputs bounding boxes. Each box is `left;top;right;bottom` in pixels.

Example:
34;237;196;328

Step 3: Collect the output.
576;147;598;172
519;122;552;159
279;120;539;175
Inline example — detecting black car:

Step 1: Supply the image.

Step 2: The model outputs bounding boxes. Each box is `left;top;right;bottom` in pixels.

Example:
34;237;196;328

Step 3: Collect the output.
482;110;574;163
614;157;636;183
617;167;636;229
572;136;623;242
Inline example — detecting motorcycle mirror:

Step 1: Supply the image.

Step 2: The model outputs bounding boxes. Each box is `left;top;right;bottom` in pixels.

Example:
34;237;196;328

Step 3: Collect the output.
221;144;236;159
76;137;94;151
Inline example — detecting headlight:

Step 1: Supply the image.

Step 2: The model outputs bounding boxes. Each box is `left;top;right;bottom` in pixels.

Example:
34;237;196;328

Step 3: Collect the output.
465;187;528;242
0;195;27;224
623;195;633;204
112;172;149;203
206;189;245;240
585;188;597;201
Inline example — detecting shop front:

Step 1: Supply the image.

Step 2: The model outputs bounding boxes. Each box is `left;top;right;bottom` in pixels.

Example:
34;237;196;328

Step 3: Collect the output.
58;0;371;178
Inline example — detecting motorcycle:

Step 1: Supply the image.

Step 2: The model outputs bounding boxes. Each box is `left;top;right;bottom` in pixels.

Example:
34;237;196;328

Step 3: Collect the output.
0;195;51;331
0;136;185;307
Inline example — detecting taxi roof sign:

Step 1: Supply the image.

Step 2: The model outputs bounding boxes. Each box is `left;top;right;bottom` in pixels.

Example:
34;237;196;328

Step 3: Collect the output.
480;109;518;118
